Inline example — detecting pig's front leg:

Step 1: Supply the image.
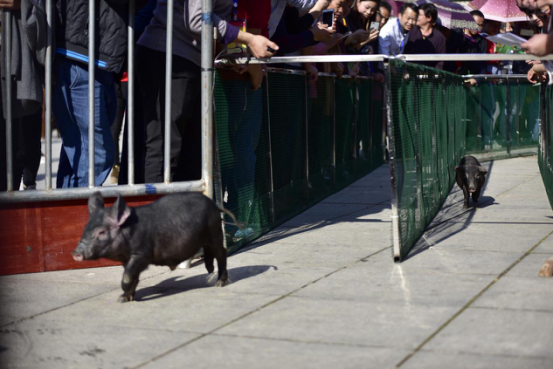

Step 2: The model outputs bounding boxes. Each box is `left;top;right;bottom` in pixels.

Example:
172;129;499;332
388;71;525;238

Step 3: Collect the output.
119;257;149;303
462;186;470;209
472;188;481;203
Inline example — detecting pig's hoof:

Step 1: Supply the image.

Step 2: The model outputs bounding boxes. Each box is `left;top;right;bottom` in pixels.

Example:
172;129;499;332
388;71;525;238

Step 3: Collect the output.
215;279;228;287
539;258;553;278
117;295;133;303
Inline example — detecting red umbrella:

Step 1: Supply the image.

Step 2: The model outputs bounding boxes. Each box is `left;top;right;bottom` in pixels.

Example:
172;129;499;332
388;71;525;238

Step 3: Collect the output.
465;0;528;22
416;0;479;30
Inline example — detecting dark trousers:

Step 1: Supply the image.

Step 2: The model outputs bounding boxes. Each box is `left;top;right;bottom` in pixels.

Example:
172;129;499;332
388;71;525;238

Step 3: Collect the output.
0;108;42;191
119;45;201;184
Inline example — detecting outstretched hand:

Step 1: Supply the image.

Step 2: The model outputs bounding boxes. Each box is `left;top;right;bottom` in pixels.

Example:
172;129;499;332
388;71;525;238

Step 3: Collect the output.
0;0;21;9
521;33;553;57
311;22;335;42
249;36;279;58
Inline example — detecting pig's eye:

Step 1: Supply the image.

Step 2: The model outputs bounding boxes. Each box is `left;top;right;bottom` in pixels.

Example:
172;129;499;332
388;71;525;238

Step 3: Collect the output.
475;174;479;179
97;230;108;241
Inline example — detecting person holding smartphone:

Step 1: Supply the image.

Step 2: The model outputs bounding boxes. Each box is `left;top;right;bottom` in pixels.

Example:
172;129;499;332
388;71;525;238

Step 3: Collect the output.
341;0;381;78
345;0;381;50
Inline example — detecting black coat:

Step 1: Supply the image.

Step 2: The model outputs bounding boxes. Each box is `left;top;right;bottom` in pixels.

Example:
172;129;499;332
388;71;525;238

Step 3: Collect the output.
55;0;128;73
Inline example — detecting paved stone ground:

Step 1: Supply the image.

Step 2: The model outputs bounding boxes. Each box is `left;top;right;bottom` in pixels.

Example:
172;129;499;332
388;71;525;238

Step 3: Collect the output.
1;156;552;369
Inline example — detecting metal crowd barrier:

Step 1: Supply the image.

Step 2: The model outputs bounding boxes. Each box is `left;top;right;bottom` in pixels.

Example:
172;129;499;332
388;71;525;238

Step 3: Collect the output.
0;0;213;203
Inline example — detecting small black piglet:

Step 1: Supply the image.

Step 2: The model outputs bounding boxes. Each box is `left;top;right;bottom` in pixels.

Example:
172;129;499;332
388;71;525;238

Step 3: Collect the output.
454;155;487;209
72;192;229;302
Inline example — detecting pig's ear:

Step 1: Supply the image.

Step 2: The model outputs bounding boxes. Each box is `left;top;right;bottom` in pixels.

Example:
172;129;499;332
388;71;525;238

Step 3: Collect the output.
478;166;488;174
88;192;105;215
453;165;460;171
109;194;131;228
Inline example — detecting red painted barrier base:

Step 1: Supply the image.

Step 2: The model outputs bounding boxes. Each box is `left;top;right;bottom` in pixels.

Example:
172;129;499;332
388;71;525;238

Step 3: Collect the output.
0;195;159;275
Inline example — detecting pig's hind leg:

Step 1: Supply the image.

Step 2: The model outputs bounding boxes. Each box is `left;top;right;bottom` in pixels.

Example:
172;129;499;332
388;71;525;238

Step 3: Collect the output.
204;242;228;286
212;234;228;287
215;253;228;287
203;248;215;274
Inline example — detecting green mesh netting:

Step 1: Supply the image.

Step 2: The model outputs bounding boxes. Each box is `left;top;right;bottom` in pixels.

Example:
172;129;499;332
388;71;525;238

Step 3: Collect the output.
465;80;540;156
539;83;553;212
388;60;467;261
388;60;543;261
214;70;385;254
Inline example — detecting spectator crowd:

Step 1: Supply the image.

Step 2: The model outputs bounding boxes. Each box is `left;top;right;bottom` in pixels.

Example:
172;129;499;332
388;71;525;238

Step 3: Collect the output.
0;0;552;194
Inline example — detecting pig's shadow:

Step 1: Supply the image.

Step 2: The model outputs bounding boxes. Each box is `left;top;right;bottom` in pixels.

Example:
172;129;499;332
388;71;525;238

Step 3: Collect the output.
134;265;276;301
405;161;497;260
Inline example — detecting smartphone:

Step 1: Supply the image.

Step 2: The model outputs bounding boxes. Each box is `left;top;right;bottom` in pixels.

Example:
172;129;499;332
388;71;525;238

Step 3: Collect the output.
370;21;380;31
322;9;334;29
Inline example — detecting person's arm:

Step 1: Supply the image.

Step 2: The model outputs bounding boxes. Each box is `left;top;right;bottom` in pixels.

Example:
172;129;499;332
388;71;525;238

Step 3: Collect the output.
521;33;553;57
533;63;547;73
235;30;280;58
185;0;278;58
0;0;20;9
271;15;329;54
378;24;393;56
307;0;330;20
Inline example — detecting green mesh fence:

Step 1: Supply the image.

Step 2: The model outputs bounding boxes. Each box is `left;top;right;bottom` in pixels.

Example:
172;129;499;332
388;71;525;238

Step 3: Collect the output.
388;61;543;261
214;70;385;254
539;83;553;212
387;60;467;261
465;80;540;157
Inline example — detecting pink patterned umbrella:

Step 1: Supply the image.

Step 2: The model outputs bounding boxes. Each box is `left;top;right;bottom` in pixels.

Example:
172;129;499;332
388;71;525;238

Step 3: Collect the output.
465;0;528;22
416;0;479;30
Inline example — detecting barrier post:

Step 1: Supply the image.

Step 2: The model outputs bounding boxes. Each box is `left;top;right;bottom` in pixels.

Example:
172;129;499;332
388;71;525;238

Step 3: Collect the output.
164;0;174;184
332;77;336;188
127;0;135;185
266;75;276;224
506;76;511;155
305;76;310;186
88;0;96;187
201;0;214;199
3;10;13;192
45;0;53;190
385;63;402;261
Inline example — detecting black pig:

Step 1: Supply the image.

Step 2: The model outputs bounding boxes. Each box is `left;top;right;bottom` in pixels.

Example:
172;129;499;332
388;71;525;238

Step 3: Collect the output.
72;192;230;302
454;155;487;209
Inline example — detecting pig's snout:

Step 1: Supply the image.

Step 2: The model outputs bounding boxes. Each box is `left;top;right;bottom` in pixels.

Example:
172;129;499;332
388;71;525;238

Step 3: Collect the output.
72;243;87;262
72;252;83;262
469;188;476;193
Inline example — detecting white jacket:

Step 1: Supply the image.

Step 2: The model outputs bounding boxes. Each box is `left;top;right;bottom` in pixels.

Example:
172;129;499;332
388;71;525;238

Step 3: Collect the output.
378;18;407;56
